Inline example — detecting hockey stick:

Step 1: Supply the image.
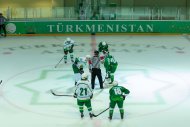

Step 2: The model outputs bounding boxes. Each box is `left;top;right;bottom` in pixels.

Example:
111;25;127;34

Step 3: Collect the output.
54;55;64;68
50;89;73;97
93;107;110;117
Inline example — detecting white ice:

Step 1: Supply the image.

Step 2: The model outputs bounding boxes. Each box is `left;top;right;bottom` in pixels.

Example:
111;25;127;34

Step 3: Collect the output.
0;35;190;127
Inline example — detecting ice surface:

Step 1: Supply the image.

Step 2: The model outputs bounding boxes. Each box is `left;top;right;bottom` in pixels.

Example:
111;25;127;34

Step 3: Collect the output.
0;35;190;127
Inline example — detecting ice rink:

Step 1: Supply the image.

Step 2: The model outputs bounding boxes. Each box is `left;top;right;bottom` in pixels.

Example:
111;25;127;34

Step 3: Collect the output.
0;34;190;127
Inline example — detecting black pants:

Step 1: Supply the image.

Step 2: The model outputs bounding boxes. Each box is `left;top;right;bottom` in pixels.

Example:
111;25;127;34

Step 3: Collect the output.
0;24;6;36
91;68;103;89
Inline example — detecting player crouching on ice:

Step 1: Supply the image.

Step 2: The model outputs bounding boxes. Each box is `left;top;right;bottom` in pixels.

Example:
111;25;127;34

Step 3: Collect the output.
72;57;84;86
104;52;118;84
73;73;94;118
109;81;130;120
63;37;75;63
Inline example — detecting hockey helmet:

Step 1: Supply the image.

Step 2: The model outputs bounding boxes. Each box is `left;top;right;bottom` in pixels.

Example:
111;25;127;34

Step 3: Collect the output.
102;41;107;46
94;50;99;56
66;37;71;41
85;55;91;60
81;73;88;80
79;64;83;69
112;81;118;86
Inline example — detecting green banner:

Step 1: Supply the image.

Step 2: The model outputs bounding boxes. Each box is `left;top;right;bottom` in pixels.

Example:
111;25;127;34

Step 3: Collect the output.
5;20;190;34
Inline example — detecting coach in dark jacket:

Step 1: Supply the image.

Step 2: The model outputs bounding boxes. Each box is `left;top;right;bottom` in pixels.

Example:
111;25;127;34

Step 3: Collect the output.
0;13;7;37
89;50;103;89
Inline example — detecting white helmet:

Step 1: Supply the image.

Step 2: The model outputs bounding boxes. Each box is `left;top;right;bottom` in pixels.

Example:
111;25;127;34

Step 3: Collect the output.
81;73;88;80
85;55;91;60
66;37;71;41
112;81;118;86
102;41;107;46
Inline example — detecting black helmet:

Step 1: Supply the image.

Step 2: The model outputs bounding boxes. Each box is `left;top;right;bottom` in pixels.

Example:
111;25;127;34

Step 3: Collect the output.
94;50;99;56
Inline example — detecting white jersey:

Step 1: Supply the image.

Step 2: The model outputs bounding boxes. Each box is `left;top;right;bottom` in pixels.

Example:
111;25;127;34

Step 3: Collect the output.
63;40;75;51
75;80;93;100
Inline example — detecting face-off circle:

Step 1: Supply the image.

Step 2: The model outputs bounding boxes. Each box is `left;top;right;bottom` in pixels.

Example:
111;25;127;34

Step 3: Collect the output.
2;63;189;119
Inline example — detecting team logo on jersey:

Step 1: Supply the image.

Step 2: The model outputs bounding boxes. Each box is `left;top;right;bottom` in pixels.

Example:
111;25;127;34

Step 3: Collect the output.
6;23;16;33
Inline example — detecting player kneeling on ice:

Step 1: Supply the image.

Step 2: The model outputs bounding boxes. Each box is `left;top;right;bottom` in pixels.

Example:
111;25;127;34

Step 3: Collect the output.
73;73;94;118
63;37;75;63
109;81;130;120
72;57;84;86
98;41;109;55
104;52;118;84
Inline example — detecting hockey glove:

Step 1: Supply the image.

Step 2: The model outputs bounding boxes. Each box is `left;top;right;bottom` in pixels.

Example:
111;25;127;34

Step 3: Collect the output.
80;68;84;74
122;95;126;100
122;94;128;100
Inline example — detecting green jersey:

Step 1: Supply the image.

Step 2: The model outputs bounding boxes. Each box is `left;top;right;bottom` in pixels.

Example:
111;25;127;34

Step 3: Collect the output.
109;86;130;101
98;42;109;53
72;57;86;74
72;63;80;73
104;54;118;72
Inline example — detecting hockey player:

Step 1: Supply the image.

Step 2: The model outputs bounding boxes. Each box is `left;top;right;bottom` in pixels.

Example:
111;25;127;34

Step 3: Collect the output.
104;52;118;84
63;37;75;63
72;57;84;85
74;73;94;118
109;81;130;120
0;13;8;37
98;41;109;54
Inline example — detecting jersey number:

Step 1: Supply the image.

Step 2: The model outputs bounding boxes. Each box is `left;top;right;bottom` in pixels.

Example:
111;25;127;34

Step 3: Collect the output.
114;88;122;95
108;58;117;64
80;88;87;96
